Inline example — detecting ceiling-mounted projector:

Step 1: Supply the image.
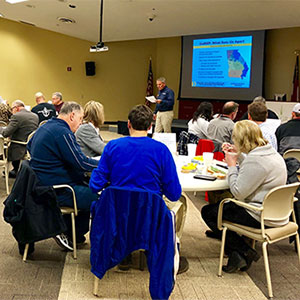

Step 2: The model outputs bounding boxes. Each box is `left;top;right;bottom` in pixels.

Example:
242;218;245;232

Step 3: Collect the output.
90;0;108;53
90;42;109;52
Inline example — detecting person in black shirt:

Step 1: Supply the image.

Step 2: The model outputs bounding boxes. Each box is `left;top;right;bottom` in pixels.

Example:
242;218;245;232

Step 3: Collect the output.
31;92;56;123
275;103;300;155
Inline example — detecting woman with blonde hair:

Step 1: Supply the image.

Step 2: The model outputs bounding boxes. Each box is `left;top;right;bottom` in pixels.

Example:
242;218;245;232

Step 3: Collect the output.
201;120;287;273
75;101;106;157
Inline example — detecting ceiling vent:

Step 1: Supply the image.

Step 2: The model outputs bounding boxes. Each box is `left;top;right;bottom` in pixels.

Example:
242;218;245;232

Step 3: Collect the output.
57;17;76;24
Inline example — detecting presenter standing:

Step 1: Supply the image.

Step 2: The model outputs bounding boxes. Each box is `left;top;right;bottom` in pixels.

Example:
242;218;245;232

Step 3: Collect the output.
154;77;174;133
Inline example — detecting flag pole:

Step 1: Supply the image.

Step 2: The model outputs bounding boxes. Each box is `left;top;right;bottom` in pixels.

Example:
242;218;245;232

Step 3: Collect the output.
296;50;300;102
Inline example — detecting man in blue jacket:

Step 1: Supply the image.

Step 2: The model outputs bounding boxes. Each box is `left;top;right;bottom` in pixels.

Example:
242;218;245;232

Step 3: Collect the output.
90;104;188;273
154;77;174;133
28;101;99;251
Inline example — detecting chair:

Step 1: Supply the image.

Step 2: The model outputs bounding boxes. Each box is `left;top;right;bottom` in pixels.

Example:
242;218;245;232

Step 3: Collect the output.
283;149;300;179
39;120;48;126
195;139;224;161
217;183;300;299
0;120;7;127
9;130;36;161
283;149;300;161
0;137;9;194
91;186;179;300
23;184;79;261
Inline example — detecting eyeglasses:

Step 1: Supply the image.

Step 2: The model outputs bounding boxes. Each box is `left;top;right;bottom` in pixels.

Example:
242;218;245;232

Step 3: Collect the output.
11;106;18;110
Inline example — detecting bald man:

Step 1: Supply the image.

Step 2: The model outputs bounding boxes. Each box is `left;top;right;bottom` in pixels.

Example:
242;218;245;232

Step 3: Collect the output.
207;101;239;143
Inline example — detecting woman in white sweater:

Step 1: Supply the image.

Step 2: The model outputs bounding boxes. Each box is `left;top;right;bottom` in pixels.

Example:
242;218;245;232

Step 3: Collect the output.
75;101;106;157
201;120;287;273
188;102;213;139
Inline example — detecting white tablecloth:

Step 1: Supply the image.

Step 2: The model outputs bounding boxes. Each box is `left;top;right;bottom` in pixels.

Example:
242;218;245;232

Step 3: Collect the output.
174;156;229;192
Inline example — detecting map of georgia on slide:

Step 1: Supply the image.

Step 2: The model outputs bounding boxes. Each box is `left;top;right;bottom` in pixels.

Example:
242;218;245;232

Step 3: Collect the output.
227;50;249;79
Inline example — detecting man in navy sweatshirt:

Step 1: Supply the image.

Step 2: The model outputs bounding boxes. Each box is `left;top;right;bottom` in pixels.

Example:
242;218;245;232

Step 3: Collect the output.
28;101;99;251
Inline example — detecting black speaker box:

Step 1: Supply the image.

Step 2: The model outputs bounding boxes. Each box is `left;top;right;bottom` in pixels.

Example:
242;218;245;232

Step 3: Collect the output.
85;61;95;76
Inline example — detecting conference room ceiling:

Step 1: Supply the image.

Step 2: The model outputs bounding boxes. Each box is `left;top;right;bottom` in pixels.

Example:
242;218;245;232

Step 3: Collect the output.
0;0;300;43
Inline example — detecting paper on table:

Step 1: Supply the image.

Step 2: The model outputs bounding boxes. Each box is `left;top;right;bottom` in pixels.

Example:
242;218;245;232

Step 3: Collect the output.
153;133;176;154
145;96;157;103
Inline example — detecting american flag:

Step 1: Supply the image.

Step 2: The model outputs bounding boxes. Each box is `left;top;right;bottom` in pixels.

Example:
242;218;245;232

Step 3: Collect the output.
145;58;153;107
291;55;299;101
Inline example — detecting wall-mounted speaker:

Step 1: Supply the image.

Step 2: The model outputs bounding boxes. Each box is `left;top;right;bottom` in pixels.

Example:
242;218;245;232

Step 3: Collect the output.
85;61;95;76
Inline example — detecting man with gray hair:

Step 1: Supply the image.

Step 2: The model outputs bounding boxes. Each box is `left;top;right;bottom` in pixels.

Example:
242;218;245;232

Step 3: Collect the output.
154;77;175;133
240;96;279;120
52;92;64;113
28;101;99;251
0;100;38;177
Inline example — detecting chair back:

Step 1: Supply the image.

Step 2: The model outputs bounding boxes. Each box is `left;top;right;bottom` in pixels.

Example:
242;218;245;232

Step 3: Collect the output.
26;130;36;143
39;120;48;127
196;139;225;161
283;149;300;161
263;183;300;222
90;186;177;300
196;139;215;155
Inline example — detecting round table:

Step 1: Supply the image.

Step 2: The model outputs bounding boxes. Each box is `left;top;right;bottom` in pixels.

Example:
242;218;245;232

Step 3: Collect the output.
174;156;229;192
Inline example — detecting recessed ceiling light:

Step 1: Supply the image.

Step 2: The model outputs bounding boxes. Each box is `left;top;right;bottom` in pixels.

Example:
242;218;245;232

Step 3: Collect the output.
69;4;76;9
0;13;4;17
5;0;28;4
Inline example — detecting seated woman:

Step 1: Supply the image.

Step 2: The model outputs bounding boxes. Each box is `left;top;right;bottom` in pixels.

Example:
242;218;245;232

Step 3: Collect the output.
75;101;105;157
201;120;287;273
188;102;213;140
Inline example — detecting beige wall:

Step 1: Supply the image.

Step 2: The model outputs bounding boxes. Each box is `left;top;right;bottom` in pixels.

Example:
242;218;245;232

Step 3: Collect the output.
1;17;299;121
264;27;300;100
156;37;181;118
0;18;157;121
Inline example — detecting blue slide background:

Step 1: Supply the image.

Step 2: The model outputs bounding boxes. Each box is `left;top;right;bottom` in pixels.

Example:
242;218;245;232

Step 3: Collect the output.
192;36;252;88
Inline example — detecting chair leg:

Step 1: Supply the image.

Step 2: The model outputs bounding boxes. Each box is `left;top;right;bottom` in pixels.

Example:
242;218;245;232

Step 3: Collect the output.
71;212;77;259
93;275;99;296
139;250;146;271
23;243;29;262
262;242;273;299
5;165;9;195
218;227;227;277
295;233;300;264
251;239;256;250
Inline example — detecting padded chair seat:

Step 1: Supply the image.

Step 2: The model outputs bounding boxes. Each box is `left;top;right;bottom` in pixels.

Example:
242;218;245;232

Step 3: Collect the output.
223;221;298;242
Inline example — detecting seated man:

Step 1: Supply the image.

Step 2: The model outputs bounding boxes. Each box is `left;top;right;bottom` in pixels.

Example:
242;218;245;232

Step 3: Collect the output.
276;103;300;155
52;92;64;114
31;92;56;123
0;100;38;177
207;101;239;144
28;101;99;251
90;104;188;273
248;102;278;150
